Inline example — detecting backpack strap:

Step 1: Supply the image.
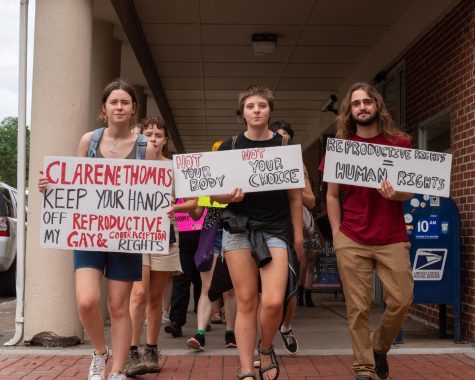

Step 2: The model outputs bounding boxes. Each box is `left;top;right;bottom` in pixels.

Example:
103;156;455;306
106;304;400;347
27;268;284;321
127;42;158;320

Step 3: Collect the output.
88;127;147;160
231;135;238;150
88;127;105;158
136;134;148;160
282;136;289;146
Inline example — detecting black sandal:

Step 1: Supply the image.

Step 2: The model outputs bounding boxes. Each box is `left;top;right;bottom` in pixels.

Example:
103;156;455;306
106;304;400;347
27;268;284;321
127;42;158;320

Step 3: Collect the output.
237;372;256;380
257;343;279;380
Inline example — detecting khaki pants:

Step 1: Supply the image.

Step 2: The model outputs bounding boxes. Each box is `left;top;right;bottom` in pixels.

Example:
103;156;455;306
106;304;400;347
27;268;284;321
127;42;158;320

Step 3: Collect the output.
333;231;413;377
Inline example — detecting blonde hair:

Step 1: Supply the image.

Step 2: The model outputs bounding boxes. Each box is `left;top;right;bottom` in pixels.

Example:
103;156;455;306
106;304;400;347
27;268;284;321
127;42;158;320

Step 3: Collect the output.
336;82;409;141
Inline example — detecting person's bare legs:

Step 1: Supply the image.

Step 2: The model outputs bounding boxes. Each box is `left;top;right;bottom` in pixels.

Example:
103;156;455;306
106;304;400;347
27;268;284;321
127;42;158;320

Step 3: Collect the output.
146;271;172;344
129;265;150;346
223;289;237;330
259;248;288;380
305;254;316;289
282;296;297;328
196;256;216;331
107;279;134;372
161;276;173;320
210;299;223;322
225;249;259;379
75;268;107;354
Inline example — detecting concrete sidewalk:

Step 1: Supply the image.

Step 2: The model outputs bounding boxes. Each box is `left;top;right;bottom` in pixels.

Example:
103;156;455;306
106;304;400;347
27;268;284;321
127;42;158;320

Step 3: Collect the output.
1;294;475;378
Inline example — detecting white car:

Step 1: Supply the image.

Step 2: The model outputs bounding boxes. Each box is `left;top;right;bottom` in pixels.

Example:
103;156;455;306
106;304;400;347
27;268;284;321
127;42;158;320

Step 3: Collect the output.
0;183;18;297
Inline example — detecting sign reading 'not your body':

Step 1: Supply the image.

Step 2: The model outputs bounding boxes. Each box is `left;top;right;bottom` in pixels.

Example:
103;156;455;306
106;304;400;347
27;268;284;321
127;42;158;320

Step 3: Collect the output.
323;138;452;197
173;145;305;198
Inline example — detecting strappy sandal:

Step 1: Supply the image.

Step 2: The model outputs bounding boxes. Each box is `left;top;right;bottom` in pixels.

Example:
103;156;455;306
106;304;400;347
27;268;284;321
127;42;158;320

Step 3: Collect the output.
257;343;279;380
237;371;256;380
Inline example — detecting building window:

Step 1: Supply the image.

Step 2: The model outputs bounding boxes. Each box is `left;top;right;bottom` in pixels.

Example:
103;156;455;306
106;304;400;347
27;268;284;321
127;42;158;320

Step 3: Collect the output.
418;109;451;153
376;61;405;131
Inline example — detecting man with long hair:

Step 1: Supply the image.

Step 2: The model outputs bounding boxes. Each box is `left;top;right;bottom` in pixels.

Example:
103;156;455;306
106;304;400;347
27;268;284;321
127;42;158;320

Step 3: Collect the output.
321;82;414;380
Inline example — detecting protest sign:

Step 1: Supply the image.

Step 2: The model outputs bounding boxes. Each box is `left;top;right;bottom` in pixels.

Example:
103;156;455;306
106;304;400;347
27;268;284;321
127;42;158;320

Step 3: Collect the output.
173;145;305;198
323;138;452;197
175;198;207;232
40;156;173;254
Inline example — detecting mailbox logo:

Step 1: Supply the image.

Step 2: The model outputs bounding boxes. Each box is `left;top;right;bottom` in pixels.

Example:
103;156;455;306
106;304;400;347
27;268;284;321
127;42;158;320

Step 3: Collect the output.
412;248;447;281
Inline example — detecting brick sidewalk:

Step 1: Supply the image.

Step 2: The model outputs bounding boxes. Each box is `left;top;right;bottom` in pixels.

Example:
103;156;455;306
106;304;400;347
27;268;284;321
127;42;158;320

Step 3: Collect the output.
1;353;475;379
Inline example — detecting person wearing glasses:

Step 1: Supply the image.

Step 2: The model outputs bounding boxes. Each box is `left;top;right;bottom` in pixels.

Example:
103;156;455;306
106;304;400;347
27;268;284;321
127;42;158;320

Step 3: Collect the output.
321;82;413;380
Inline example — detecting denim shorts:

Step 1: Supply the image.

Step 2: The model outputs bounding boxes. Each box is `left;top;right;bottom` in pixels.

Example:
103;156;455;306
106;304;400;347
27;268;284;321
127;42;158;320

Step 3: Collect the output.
213;230;223;254
73;250;142;281
222;229;287;252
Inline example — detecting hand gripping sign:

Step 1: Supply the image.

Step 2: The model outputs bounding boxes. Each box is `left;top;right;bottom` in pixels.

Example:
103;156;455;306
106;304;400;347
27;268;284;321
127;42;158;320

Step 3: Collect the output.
40;156;173;254
172;145;305;198
323;138;452;197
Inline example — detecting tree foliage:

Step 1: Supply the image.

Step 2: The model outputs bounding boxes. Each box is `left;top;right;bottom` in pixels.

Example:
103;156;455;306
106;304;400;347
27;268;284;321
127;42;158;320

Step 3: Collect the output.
0;117;30;188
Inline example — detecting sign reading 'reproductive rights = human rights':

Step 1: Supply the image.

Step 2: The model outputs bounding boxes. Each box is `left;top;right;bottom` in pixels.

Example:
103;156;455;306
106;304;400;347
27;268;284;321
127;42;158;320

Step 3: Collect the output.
323;138;452;197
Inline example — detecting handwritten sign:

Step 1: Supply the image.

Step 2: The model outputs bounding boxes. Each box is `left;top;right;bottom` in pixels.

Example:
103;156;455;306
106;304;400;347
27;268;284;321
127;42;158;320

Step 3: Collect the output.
323;138;452;197
175;198;207;232
40;156;173;254
173;145;305;198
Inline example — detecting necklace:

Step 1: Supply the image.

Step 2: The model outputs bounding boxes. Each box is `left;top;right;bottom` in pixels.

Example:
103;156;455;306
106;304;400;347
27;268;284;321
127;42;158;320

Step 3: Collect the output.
108;133;129;153
109;141;120;153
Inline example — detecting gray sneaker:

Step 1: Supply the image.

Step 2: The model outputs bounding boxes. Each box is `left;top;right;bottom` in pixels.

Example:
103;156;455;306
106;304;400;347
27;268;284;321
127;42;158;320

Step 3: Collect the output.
107;372;126;380
124;348;147;377
143;346;161;373
88;346;109;380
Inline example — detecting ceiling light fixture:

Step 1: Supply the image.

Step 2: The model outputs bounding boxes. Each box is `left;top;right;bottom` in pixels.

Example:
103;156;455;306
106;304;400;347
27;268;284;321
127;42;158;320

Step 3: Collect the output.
251;33;277;56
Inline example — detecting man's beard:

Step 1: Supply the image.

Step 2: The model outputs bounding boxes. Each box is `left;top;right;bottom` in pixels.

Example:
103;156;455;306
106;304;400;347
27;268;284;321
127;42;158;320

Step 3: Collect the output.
351;112;378;127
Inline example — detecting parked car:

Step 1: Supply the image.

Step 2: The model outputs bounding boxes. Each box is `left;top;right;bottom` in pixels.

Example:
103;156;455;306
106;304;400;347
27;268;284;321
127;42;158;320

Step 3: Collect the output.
0;183;18;297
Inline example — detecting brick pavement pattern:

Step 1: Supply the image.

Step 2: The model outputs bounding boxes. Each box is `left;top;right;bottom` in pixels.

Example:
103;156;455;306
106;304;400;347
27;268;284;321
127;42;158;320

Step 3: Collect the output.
1;353;475;379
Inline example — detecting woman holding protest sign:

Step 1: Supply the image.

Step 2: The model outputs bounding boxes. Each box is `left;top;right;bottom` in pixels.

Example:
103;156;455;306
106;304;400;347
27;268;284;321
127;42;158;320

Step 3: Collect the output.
211;85;304;380
124;118;197;376
38;79;156;380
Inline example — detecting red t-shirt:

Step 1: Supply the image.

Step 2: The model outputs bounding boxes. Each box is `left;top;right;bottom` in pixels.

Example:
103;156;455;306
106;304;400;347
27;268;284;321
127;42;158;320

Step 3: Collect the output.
319;133;411;245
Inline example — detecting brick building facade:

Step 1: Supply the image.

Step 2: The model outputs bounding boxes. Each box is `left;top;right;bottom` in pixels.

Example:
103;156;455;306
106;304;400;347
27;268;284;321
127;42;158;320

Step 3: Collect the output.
305;0;475;341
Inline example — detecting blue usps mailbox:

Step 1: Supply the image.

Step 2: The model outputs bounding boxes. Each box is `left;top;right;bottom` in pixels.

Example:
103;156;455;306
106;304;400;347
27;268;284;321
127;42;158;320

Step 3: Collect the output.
403;194;461;342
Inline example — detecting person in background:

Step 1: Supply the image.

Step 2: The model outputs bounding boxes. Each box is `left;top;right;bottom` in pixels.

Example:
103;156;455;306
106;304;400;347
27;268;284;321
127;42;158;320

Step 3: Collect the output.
184;141;237;351
38;79;156;380
164;209;203;338
321;82;413;380
270;120;316;355
125;118;196;376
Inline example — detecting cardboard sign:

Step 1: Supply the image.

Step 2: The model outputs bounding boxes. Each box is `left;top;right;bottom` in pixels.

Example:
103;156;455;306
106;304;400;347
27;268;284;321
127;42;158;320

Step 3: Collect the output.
173;145;305;198
323;138;452;197
175;198;207;232
40;156;173;254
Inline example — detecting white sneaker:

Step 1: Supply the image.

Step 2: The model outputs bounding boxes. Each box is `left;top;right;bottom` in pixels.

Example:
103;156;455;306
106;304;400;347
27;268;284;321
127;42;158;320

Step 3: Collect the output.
107;372;126;380
162;310;171;325
88;346;109;380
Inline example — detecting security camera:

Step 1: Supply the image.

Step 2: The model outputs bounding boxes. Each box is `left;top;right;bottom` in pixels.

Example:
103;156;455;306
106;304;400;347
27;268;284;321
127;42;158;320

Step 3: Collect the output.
320;94;338;115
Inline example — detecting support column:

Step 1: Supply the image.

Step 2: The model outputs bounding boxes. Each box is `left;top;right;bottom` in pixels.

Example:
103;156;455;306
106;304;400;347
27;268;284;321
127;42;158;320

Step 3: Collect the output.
24;0;93;340
133;85;147;121
89;21;121;130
